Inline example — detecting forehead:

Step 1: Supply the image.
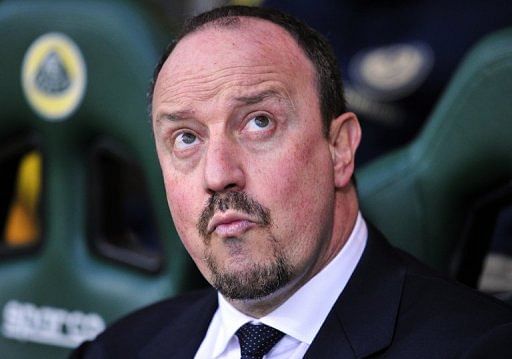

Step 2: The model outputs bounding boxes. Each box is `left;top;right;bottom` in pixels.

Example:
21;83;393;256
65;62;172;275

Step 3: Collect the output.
171;17;310;70
154;17;316;104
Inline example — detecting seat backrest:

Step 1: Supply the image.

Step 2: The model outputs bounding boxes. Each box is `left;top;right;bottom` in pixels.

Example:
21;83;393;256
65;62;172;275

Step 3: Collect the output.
357;28;512;275
0;1;201;357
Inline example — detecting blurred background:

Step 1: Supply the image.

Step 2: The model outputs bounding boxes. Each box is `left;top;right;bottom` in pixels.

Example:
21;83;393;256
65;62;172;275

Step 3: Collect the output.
0;0;511;357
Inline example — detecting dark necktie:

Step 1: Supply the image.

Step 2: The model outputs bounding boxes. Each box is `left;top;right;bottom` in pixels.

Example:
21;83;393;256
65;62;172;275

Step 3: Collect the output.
235;323;285;359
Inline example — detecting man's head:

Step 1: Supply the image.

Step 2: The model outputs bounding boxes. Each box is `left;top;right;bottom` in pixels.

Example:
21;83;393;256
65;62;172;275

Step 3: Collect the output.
151;6;361;315
149;5;346;136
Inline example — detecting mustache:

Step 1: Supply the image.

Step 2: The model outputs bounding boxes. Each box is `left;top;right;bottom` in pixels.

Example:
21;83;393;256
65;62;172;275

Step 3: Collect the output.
197;191;271;240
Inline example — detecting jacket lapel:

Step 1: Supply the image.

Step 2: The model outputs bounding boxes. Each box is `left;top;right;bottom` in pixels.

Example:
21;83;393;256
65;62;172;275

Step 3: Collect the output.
139;289;218;359
306;227;406;358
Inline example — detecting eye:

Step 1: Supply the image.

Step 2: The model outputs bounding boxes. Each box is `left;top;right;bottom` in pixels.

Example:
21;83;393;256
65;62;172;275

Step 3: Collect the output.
174;131;199;150
244;115;273;132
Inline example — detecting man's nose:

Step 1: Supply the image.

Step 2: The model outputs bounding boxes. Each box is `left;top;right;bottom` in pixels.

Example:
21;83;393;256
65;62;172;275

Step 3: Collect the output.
203;136;246;193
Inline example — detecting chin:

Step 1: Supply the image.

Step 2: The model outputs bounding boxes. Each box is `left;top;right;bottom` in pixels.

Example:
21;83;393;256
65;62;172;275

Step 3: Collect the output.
206;250;294;300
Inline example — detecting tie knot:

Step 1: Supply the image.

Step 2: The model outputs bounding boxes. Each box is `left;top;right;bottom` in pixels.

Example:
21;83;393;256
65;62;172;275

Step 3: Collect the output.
236;323;285;359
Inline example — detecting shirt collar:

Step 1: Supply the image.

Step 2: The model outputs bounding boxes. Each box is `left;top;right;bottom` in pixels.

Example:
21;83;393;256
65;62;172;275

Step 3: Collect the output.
214;212;367;353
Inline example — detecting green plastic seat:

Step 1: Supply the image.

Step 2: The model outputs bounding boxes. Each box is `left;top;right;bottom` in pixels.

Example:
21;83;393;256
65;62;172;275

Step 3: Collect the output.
357;28;512;277
0;1;201;357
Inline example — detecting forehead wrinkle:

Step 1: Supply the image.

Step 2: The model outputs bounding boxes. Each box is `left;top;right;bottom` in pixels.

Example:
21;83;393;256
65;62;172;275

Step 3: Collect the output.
158;64;293;107
155;19;316;119
234;89;283;104
155;82;297;126
232;88;296;115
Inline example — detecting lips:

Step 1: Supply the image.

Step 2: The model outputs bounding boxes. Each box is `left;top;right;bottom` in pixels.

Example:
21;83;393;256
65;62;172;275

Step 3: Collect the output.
207;213;257;237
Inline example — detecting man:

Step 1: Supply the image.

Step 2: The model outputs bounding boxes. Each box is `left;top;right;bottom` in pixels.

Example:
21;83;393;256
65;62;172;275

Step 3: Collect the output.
73;5;512;358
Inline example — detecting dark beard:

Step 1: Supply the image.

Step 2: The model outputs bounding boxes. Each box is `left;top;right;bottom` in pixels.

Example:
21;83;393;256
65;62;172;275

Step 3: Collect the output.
198;191;291;299
205;242;293;300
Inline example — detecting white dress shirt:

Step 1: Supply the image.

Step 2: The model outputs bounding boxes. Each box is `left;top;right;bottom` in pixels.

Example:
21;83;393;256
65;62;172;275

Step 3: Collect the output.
195;212;368;359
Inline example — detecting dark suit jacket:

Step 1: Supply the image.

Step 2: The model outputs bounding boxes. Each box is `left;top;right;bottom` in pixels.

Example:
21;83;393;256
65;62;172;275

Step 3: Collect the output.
72;229;512;358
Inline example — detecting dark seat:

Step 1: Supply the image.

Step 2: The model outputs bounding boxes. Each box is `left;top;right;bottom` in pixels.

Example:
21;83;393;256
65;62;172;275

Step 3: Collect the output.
357;28;512;284
0;1;201;357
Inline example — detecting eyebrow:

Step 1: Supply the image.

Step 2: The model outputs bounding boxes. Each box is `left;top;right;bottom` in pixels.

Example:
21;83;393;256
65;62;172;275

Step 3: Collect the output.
159;110;195;123
233;89;283;105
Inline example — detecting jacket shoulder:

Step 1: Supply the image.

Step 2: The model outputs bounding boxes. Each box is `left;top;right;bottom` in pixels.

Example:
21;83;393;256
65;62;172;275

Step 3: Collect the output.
70;288;216;358
393;246;512;355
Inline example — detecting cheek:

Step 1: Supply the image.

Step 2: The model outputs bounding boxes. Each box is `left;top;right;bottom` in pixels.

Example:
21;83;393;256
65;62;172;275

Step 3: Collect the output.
261;140;335;239
162;172;205;256
166;187;189;233
160;152;201;224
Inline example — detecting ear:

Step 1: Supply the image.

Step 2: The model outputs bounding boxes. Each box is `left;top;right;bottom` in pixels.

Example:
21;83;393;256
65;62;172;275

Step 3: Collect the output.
328;112;361;188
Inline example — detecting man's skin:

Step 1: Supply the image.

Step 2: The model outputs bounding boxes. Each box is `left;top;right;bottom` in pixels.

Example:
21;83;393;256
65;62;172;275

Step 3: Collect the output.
151;17;361;318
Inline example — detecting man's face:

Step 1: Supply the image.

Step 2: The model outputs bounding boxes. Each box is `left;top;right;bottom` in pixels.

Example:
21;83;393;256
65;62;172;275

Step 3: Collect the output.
152;19;341;301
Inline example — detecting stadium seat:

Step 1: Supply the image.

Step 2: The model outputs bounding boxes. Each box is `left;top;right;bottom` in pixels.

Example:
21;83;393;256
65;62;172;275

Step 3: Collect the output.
357;28;512;289
0;0;202;357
